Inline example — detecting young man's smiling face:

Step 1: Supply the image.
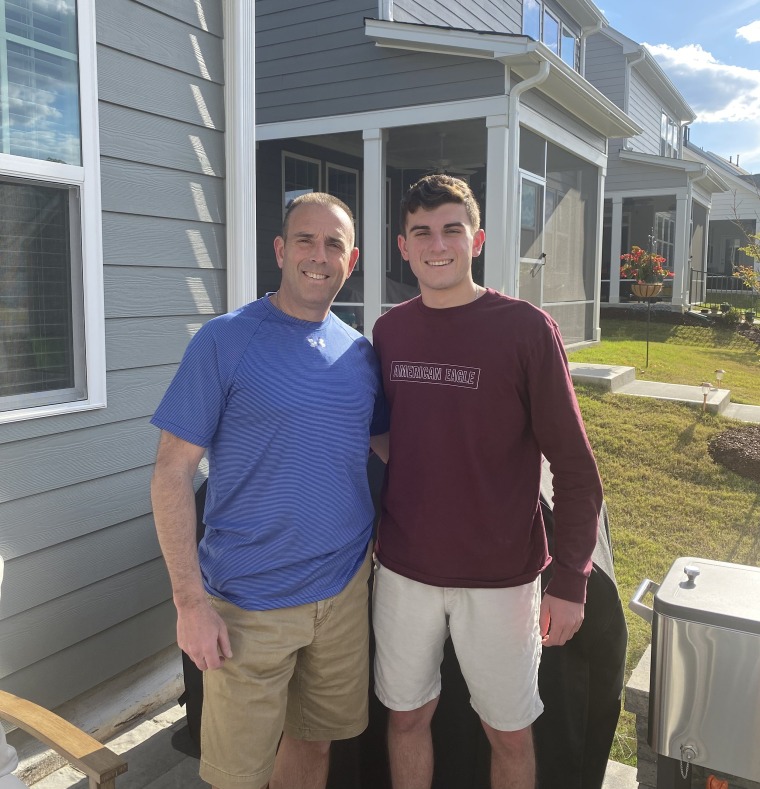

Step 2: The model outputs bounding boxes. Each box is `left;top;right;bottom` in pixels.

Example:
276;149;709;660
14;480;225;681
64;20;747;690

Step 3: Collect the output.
274;202;359;322
398;201;485;308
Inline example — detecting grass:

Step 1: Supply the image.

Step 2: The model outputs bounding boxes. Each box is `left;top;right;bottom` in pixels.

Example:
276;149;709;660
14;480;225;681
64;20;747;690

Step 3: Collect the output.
569;318;760;405
568;322;760;766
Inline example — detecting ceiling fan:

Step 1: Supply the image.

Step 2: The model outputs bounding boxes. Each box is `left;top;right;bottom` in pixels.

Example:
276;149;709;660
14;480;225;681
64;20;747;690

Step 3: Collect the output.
423;132;483;176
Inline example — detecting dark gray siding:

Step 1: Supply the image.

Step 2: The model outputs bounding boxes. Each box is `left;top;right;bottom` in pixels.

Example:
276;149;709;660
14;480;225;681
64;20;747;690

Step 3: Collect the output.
584;33;626;111
256;0;505;124
0;0;225;711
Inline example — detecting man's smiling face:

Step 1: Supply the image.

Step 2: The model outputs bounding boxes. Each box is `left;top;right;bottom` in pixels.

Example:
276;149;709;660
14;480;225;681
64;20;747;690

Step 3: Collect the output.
398;201;485;307
274;202;359;321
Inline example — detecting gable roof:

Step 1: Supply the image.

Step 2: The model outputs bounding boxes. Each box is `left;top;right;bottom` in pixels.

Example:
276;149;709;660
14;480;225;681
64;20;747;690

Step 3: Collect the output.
365;19;641;138
597;25;695;124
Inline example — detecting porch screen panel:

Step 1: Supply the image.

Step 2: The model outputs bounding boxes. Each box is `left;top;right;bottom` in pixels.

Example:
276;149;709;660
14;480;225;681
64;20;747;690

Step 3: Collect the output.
542;143;598;304
0;178;77;405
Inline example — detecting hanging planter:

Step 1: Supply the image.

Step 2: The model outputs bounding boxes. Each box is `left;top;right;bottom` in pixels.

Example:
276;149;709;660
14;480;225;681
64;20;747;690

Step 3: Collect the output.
631;282;663;299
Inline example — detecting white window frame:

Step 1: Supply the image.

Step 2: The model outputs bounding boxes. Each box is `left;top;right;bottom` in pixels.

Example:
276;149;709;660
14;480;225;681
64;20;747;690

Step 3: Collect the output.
0;0;105;425
326;162;360;270
281;151;321;214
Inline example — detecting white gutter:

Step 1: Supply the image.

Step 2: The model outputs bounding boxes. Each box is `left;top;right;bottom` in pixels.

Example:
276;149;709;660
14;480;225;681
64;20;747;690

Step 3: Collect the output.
620;49;646;151
505;60;551;295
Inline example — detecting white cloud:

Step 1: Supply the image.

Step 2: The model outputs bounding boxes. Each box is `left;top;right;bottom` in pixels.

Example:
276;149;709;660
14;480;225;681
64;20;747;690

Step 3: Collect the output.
643;43;760;122
737;20;760;42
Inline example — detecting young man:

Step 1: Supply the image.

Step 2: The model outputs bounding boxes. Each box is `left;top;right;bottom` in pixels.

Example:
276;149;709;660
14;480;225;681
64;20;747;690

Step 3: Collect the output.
151;193;387;789
371;175;603;789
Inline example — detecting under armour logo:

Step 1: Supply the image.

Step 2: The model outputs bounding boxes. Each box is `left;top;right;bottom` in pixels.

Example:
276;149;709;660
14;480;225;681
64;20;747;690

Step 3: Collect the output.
307;337;326;348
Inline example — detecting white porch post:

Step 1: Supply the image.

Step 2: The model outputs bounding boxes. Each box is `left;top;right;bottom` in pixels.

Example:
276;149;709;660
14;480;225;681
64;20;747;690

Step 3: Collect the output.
673;192;689;309
224;0;257;311
363;128;385;337
610;196;623;303
592;167;606;342
484;115;510;294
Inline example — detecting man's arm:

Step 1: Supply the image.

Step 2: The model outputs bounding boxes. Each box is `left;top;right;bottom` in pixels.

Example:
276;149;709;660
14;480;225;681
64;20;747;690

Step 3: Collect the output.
151;430;232;671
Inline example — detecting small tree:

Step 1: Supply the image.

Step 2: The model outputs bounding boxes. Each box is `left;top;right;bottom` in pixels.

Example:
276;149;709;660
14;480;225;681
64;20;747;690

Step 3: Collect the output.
734;233;759;314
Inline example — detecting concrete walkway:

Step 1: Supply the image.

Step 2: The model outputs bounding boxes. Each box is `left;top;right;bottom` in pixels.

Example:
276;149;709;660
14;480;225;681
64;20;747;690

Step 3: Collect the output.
569;362;760;422
31;700;640;788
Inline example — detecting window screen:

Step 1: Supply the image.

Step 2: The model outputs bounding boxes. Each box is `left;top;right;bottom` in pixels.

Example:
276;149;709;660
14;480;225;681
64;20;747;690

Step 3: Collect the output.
0;178;81;408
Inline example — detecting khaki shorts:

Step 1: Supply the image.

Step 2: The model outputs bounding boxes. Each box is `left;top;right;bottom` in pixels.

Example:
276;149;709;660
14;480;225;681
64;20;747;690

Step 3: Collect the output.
372;562;543;732
200;549;371;789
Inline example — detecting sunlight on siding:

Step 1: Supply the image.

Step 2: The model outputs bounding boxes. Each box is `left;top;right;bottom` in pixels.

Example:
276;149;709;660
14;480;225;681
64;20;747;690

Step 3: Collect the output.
185;276;213;313
189;34;211;80
189;182;212;222
194;0;209;32
189;135;215;176
185;228;213;267
190;84;215;128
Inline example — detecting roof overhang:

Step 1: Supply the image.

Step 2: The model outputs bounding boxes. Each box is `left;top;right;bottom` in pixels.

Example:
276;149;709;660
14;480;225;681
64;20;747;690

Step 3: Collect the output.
619;149;728;193
365;19;641;139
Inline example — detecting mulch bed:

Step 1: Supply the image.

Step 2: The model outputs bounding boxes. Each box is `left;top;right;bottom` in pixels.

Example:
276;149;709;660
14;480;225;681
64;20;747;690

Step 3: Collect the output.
708;425;760;484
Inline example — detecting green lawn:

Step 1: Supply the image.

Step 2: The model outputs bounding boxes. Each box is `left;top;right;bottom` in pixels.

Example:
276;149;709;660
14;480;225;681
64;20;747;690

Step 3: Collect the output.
570;318;760;405
570;324;760;764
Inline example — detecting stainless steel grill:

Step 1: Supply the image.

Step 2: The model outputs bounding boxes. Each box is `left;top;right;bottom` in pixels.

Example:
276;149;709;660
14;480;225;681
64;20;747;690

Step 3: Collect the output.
630;557;760;787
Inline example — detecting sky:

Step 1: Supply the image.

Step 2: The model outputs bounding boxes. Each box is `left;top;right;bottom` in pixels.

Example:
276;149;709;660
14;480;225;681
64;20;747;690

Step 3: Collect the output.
600;0;760;173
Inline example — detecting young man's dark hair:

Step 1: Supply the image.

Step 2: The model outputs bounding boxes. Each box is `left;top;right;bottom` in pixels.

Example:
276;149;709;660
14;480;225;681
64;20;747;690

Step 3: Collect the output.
399;174;481;234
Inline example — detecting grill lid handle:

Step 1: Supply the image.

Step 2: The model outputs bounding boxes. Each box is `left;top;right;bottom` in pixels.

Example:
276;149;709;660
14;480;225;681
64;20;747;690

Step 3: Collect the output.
683;565;701;586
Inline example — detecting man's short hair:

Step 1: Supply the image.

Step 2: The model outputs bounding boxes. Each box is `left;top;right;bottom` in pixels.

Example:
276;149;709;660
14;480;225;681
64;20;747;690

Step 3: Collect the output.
282;192;355;244
399;174;481;235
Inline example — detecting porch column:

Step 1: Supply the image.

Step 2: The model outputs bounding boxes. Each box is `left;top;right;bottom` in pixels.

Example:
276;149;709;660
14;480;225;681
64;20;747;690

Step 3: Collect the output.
484;114;510;294
609;196;623;303
673;193;689;309
363;128;385;337
592;167;606;342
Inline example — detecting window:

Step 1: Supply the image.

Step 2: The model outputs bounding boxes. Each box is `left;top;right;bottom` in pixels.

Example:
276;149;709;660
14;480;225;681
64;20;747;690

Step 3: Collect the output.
282;152;320;210
523;0;540;40
523;1;578;70
0;0;104;422
561;26;576;69
660;112;679;158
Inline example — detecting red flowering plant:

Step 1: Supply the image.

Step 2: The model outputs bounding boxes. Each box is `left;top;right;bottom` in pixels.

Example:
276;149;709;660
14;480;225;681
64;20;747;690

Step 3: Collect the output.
620;245;673;283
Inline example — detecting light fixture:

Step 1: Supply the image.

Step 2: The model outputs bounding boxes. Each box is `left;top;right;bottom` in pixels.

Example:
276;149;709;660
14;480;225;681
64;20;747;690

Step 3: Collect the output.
701;381;711;412
715;369;725;386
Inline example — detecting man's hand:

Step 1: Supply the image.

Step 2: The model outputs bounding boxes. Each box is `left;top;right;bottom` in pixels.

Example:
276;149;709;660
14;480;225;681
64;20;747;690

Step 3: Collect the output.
539;593;584;647
177;599;232;671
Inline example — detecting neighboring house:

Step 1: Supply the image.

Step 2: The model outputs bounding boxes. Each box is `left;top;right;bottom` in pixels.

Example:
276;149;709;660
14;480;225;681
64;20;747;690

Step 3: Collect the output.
256;0;639;346
585;25;727;309
0;0;255;733
683;141;760;277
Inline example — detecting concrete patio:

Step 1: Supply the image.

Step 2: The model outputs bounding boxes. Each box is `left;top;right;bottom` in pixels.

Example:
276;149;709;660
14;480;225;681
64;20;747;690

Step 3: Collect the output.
31;700;641;788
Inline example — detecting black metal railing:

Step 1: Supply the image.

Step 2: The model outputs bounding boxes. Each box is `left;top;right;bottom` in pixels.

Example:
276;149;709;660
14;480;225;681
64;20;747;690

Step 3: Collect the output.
689;269;757;312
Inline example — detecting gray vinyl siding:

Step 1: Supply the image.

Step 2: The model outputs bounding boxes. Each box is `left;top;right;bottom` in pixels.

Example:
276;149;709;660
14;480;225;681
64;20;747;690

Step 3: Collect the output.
0;0;225;712
604;159;688;193
256;0;505;125
393;0;521;32
584;33;626;111
625;69;662;156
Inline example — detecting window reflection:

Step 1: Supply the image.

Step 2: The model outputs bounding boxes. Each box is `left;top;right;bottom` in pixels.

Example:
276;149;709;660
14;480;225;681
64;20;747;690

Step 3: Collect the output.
2;0;81;165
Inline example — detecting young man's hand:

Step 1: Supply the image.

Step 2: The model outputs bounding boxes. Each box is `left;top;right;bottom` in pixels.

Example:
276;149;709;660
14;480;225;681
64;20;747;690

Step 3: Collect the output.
539;594;584;646
177;600;232;671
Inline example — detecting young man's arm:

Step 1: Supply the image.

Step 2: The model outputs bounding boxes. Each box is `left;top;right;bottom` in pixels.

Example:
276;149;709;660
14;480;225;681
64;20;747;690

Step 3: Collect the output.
151;430;232;671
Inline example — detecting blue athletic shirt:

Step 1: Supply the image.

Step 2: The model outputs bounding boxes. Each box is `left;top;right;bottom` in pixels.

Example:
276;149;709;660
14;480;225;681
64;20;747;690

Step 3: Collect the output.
151;295;387;611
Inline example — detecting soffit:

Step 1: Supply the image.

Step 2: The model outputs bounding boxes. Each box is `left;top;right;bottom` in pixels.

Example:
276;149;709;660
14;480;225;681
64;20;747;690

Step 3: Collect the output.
365;19;641;139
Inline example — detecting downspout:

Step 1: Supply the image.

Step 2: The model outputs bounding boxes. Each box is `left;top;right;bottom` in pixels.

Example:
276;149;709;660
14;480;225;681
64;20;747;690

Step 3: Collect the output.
505;60;550;296
379;0;393;21
621;50;646;151
579;19;603;78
